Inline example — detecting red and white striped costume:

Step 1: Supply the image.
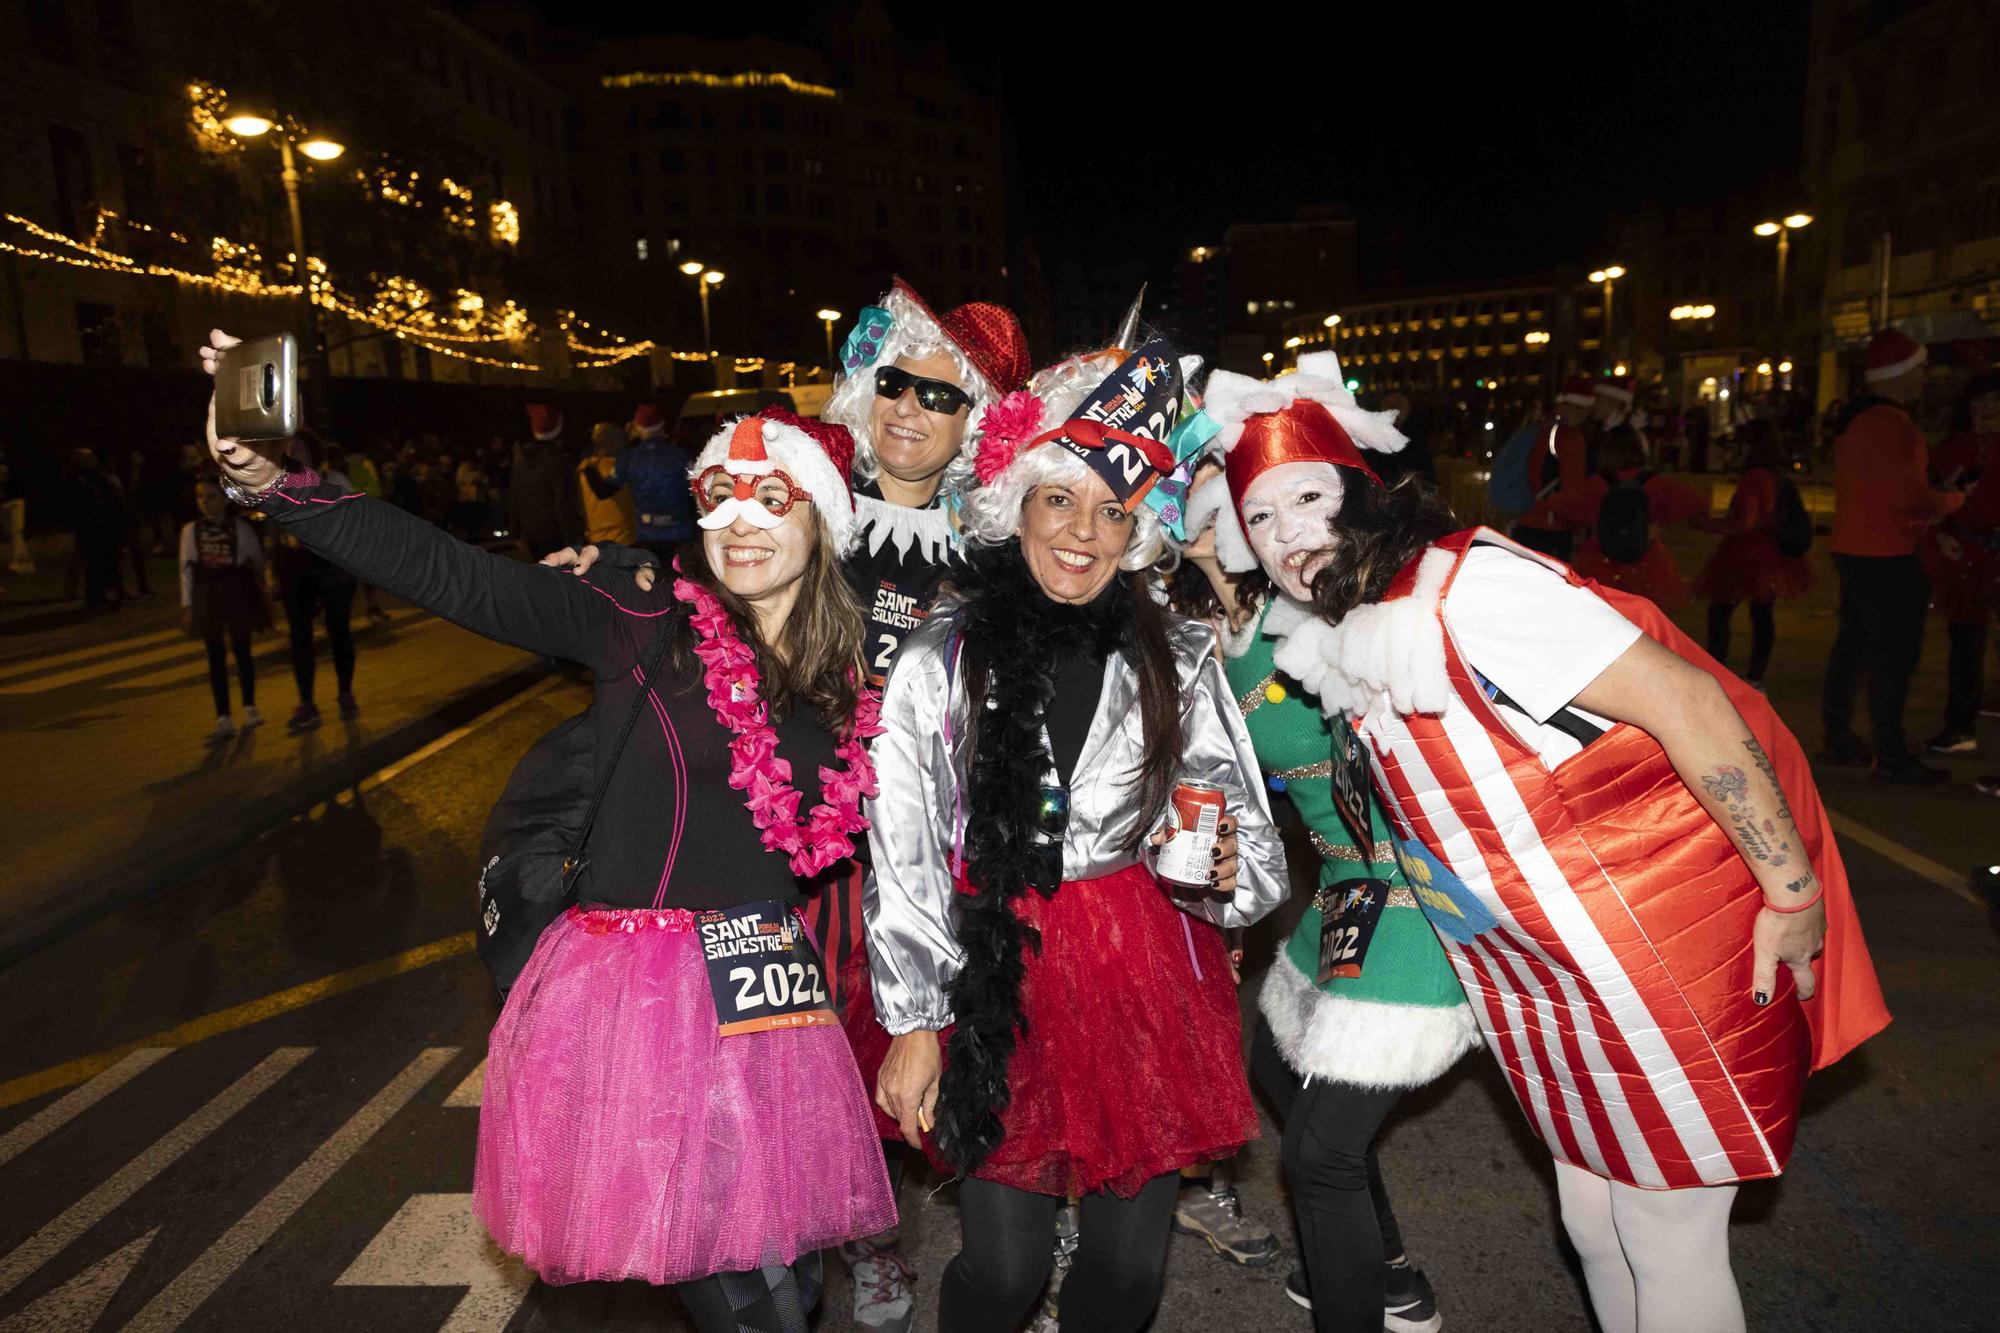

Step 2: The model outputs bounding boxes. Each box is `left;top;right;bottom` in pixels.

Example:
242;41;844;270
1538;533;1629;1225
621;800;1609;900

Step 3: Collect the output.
1274;528;1887;1190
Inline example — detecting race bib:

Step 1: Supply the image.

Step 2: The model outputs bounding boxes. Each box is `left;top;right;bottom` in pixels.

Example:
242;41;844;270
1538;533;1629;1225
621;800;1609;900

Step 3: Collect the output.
1329;725;1374;850
1317;877;1389;982
697;901;837;1037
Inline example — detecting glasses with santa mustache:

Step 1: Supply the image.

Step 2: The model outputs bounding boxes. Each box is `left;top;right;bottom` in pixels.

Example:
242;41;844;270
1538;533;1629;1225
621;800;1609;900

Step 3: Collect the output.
692;465;814;530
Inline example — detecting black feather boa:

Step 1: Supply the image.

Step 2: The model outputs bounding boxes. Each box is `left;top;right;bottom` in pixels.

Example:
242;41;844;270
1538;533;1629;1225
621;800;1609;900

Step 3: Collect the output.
932;542;1136;1177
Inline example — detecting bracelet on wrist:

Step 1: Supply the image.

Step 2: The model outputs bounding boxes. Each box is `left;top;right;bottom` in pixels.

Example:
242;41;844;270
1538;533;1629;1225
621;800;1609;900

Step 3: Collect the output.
1763;885;1825;914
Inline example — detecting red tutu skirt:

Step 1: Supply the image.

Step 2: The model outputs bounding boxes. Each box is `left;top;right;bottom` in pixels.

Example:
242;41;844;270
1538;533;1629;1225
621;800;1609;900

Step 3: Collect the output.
1572;538;1691;612
923;863;1257;1198
1694;533;1813;605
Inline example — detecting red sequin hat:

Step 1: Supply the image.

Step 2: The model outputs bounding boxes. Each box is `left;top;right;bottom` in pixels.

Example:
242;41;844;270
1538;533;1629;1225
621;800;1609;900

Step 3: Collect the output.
892;277;1031;396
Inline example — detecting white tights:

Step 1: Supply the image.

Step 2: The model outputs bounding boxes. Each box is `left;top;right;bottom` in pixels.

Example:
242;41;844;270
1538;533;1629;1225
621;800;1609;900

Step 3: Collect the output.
1553;1161;1746;1333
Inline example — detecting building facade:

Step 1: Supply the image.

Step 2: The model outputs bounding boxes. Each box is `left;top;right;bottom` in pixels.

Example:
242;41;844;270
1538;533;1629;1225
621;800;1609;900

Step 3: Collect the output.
1804;0;2000;401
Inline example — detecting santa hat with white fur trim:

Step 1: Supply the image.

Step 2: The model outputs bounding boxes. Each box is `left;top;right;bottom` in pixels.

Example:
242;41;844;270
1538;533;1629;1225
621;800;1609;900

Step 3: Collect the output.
692;406;859;553
1865;327;1927;383
1199;351;1409;573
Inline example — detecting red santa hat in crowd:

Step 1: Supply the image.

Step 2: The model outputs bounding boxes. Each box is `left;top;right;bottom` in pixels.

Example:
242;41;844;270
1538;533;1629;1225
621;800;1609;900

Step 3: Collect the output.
525;404;563;440
823;276;1031;483
691;406;859;553
1594;374;1636;407
1557;374;1599;408
1196;351;1409;574
630;403;666;438
1865;327;1927;383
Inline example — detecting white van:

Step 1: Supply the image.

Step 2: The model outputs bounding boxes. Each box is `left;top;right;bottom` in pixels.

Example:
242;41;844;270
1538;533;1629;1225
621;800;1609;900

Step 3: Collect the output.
674;384;833;443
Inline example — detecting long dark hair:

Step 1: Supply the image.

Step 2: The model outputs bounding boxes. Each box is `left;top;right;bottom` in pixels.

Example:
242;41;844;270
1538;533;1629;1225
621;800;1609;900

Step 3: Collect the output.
1309;467;1461;626
1162;560;1271;628
672;526;866;733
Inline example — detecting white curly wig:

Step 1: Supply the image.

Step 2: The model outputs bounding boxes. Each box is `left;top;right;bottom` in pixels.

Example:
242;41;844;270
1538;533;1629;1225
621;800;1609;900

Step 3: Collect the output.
954;350;1170;571
822;285;992;492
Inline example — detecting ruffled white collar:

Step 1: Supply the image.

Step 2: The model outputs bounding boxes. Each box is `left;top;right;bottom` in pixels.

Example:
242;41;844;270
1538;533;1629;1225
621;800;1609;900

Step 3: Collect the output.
852;490;959;565
1265;549;1457;719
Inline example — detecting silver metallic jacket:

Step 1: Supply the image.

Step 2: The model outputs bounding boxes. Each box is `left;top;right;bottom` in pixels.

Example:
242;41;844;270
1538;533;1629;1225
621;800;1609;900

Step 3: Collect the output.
863;607;1290;1034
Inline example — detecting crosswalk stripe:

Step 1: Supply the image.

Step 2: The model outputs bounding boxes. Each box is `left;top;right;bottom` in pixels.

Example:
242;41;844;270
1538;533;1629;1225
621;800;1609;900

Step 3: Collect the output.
0;1229;157;1333
0;1047;310;1301
335;1194;533;1333
0;638;208;696
0;627;182;684
442;1060;485;1107
0;1049;171;1169
122;1047;458;1333
108;610;429;692
0;935;473;1113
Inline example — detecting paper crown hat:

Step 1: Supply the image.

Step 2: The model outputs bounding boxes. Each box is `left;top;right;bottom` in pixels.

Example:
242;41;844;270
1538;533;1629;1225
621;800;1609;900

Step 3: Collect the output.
1199;351;1409;573
968;336;1192;513
691;406;859;552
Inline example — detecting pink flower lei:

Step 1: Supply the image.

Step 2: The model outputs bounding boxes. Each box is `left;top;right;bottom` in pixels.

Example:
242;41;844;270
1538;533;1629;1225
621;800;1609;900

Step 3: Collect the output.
671;562;883;878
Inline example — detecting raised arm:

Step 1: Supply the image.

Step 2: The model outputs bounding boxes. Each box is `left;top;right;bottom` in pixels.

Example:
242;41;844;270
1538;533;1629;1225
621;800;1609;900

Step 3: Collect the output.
199;331;616;669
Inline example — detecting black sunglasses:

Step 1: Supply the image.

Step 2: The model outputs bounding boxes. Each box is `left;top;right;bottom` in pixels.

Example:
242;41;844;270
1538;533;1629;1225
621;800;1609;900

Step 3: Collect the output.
875;365;973;416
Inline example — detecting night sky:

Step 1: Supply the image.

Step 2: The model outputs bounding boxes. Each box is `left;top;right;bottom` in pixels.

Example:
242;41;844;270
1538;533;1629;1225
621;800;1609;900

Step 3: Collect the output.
527;1;1815;290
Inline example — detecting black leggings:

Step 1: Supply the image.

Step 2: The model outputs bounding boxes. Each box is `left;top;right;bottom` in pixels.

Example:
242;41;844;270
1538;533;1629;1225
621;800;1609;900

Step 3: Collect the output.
674;1252;821;1333
1251;1018;1407;1333
1705;600;1776;683
940;1172;1179;1333
204;631;256;714
282;568;357;702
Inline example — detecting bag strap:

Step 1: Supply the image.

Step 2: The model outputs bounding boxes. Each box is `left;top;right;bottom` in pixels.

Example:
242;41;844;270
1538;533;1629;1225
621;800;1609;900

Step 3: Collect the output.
562;620;674;889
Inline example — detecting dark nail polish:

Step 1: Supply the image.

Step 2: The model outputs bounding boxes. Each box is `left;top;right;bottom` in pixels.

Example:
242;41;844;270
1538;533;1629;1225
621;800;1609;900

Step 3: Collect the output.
1211;848;1222;860
1754;991;1769;1006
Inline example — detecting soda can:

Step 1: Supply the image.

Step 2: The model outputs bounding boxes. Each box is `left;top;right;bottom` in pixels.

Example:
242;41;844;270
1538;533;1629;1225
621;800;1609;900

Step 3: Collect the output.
1156;780;1226;890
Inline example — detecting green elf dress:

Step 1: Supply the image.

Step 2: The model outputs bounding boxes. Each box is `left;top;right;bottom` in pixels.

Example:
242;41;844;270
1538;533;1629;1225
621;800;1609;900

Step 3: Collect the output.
1230;597;1480;1088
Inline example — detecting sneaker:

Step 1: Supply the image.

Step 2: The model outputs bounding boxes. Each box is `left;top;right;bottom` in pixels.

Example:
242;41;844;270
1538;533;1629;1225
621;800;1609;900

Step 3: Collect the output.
1173;1183;1282;1267
206;715;235;743
1925;732;1978;755
840;1238;915;1333
1874;758;1948;786
241;706;264;729
1384;1258;1444;1333
1284;1267;1311;1311
1973;774;2000;797
287;703;322;735
1026;1203;1080;1333
337;692;360;721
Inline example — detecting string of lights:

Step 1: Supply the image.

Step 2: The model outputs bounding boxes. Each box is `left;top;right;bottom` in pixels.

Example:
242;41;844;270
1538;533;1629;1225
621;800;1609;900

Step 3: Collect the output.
600;70;837;99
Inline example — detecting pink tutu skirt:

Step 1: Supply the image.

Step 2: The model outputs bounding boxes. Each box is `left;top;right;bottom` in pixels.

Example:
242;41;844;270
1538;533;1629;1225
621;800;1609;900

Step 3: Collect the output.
473;906;897;1286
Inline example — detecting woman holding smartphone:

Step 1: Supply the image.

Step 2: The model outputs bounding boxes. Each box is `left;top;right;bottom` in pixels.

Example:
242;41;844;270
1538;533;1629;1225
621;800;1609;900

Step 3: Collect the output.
197;330;894;1331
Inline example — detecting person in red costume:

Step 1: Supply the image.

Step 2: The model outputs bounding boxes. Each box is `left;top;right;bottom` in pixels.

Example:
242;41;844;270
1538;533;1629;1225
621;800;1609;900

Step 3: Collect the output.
1507;374;1594;561
1692;421;1813;689
1546;424;1708;613
1821;328;1965;783
1919;370;2000;755
1257;352;1889;1333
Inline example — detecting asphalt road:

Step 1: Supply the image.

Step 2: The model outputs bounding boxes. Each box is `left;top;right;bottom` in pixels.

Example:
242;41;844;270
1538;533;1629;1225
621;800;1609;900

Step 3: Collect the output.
0;576;1996;1332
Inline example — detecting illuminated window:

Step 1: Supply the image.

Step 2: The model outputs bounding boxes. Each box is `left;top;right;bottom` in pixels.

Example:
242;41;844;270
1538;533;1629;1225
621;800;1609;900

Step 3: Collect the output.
635;237;649;261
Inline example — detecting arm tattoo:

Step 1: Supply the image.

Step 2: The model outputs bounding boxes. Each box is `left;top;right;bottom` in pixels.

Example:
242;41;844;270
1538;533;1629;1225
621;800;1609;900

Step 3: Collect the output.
1741;738;1797;829
1700;765;1750;803
1777;871;1814;897
1699;762;1791;866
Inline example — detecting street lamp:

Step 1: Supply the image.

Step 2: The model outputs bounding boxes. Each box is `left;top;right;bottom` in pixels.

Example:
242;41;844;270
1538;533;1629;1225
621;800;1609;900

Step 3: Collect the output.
1752;214;1812;308
1322;313;1342;328
816;308;841;377
678;262;724;380
222;108;344;412
1588;264;1626;350
1262;350;1275;373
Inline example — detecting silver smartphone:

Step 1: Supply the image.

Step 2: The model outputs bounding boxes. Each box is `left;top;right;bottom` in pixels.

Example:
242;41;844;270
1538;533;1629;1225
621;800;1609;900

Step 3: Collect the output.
214;333;299;442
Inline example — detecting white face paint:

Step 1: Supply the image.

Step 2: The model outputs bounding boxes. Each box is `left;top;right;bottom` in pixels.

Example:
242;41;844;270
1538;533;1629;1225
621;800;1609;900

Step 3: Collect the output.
1240;461;1345;602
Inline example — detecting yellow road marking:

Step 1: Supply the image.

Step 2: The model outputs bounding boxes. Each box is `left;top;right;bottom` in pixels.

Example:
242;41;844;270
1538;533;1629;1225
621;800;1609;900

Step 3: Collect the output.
0;933;475;1112
1829;811;1982;906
